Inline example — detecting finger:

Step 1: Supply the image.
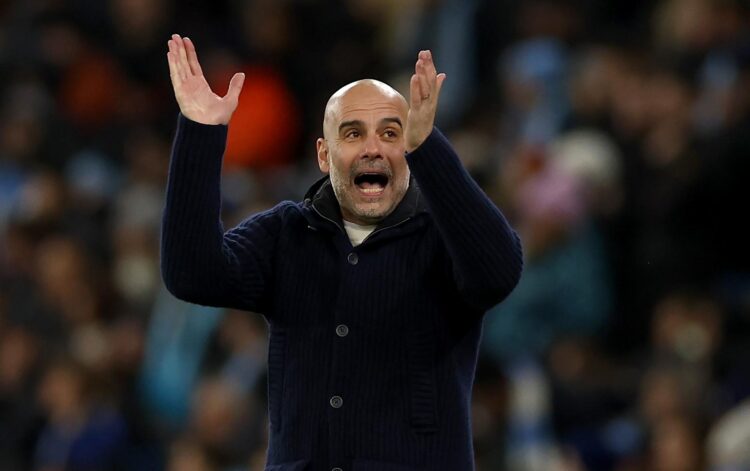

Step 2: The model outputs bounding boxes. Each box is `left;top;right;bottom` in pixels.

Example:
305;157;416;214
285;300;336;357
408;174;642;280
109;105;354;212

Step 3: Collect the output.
183;37;204;77
170;35;187;81
417;50;435;76
413;56;425;95
167;39;185;83
167;50;182;86
422;50;438;78
416;59;431;100
224;72;245;102
409;74;421;108
172;34;190;80
176;36;192;79
435;73;447;98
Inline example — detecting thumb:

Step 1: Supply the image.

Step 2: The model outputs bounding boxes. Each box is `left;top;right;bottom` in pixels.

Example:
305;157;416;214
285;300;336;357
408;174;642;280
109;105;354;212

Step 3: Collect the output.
435;73;447;97
225;72;245;102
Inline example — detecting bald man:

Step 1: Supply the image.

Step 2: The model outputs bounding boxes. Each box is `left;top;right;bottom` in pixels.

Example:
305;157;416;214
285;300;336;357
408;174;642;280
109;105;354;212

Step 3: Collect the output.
162;35;522;471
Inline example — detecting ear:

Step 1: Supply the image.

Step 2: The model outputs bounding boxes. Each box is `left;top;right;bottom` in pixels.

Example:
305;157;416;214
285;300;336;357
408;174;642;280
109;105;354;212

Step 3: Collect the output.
316;138;330;173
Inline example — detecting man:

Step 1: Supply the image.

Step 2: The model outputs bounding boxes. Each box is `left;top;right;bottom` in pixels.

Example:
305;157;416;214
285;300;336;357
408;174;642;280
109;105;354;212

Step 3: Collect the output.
163;34;522;471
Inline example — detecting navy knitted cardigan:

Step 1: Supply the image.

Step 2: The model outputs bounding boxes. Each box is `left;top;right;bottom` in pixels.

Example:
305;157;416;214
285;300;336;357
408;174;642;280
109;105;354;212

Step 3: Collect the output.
161;115;523;471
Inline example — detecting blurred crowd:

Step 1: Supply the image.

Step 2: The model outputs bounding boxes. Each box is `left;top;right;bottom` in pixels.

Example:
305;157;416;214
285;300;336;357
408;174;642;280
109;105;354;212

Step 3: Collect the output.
1;0;749;470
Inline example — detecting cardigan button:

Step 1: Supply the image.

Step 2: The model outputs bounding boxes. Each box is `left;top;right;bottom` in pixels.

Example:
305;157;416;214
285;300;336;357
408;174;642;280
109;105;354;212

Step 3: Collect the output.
330;395;343;408
336;324;349;337
332;468;343;471
347;252;358;265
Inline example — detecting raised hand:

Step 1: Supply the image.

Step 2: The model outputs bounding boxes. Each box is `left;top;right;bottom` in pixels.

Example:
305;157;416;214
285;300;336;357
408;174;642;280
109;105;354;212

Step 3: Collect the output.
166;34;245;125
405;50;447;152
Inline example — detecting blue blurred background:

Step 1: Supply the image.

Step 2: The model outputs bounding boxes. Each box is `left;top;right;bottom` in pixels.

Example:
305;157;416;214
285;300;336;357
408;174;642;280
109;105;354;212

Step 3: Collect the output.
1;0;749;470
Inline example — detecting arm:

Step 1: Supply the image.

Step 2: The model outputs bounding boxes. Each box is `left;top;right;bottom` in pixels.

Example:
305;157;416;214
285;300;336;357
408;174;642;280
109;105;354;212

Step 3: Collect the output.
404;51;523;311
161;115;281;312
161;35;277;312
407;128;523;311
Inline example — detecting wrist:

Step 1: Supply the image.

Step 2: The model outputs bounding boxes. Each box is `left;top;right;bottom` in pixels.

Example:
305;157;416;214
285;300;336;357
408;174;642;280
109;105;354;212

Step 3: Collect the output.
405;126;433;152
180;112;228;128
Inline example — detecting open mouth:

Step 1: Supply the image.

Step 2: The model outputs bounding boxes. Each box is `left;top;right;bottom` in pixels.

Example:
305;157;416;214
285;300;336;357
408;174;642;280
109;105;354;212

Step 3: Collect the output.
354;172;389;196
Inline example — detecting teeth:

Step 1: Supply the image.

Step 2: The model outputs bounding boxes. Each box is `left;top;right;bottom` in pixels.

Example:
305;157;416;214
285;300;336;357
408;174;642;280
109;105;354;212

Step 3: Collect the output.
361;187;383;193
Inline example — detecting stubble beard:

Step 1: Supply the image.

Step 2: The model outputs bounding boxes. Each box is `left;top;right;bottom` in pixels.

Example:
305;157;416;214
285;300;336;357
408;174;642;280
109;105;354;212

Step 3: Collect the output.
329;163;410;225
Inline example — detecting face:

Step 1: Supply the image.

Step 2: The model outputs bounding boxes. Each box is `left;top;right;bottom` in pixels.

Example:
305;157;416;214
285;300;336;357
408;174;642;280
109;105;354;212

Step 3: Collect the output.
317;81;410;225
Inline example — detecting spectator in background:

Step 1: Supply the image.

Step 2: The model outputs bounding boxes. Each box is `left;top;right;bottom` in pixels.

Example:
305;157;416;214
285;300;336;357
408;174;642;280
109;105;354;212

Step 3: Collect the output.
483;142;614;361
138;289;223;433
0;326;43;470
33;359;128;471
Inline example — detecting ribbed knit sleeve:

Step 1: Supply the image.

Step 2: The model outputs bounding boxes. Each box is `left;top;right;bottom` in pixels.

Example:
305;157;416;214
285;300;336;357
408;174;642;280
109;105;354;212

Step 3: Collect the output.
160;114;280;313
406;127;523;311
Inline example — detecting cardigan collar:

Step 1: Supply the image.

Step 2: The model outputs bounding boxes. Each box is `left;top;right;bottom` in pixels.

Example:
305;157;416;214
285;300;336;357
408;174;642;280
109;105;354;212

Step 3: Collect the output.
302;175;428;236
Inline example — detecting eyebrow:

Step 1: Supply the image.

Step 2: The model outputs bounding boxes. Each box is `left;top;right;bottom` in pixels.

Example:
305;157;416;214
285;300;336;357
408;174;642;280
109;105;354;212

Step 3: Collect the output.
338;120;363;133
380;117;403;129
338;117;403;134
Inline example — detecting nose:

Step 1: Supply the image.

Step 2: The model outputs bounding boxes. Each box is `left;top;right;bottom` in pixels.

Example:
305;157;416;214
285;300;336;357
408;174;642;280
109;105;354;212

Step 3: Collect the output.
361;132;383;159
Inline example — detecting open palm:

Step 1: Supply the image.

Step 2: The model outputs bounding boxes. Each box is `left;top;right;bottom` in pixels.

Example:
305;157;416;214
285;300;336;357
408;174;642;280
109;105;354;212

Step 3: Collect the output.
167;34;245;125
405;50;446;152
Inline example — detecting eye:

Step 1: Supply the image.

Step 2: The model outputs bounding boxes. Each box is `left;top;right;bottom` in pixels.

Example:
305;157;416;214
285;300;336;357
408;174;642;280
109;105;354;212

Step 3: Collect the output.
383;129;399;139
345;129;360;139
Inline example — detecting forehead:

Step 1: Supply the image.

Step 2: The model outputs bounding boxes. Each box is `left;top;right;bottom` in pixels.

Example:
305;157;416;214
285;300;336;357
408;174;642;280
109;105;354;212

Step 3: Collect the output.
327;84;407;128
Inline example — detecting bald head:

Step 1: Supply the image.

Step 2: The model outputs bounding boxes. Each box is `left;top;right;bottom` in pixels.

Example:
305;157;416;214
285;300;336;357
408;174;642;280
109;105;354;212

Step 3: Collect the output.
315;78;411;225
322;79;408;140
